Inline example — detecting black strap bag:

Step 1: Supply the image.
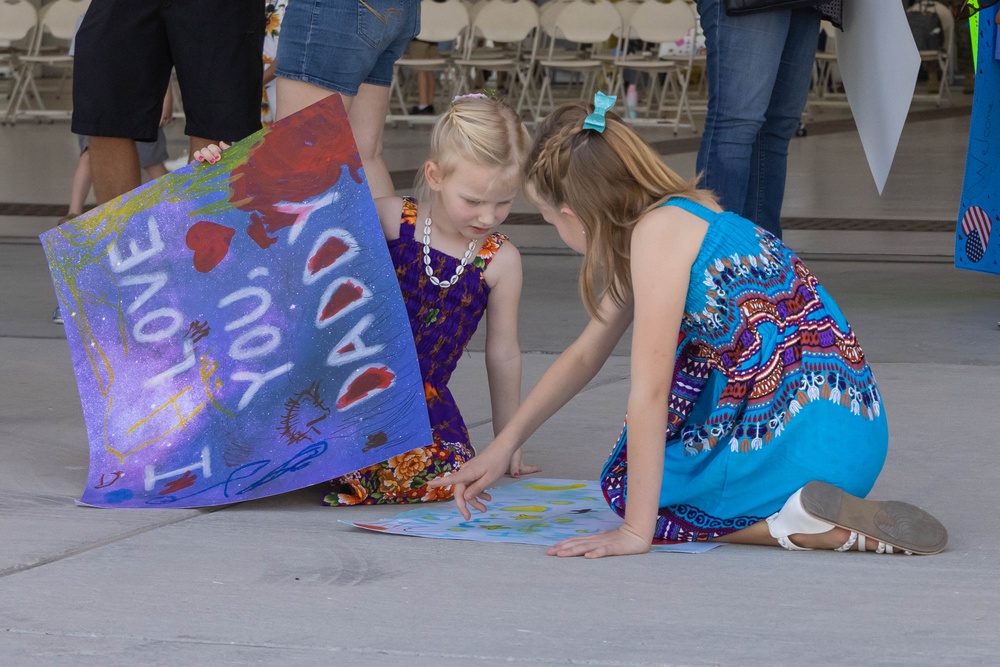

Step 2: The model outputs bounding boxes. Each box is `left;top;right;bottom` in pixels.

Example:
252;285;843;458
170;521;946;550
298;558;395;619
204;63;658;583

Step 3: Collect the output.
725;0;822;14
723;0;843;29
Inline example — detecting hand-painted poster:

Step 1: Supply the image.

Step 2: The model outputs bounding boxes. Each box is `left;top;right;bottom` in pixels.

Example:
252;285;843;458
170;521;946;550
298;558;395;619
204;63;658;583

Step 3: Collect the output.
956;5;999;276
42;96;432;508
345;479;720;554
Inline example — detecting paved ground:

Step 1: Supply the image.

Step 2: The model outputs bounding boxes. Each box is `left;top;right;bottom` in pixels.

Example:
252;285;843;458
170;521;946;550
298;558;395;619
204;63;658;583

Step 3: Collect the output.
2;227;999;665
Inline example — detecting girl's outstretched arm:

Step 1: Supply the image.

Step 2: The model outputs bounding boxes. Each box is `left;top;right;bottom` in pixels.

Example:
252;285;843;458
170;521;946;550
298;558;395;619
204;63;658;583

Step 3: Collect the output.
547;205;706;558
429;290;634;518
481;242;537;477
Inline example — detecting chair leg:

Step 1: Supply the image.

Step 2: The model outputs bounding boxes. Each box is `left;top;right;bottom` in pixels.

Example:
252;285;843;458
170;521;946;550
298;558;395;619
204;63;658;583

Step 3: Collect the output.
5;63;32;123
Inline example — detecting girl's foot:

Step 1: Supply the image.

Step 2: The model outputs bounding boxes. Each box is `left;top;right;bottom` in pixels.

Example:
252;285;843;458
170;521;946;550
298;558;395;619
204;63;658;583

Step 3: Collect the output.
768;481;948;555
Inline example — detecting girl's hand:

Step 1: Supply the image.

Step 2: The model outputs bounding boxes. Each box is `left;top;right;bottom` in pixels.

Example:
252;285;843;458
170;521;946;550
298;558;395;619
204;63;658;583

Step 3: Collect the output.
506;448;541;478
546;525;651;559
193;142;230;164
428;444;513;520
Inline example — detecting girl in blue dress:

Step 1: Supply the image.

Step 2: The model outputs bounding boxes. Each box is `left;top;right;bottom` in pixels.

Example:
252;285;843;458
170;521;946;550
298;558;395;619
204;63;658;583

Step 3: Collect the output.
431;94;947;557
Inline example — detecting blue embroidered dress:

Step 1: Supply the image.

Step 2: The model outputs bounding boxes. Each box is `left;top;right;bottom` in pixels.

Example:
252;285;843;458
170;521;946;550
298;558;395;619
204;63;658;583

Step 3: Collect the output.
601;198;888;541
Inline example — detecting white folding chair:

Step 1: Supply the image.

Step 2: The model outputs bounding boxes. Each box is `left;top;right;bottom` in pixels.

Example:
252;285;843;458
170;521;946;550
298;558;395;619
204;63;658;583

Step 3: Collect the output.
537;0;583;63
4;0;90;124
612;0;699;133
807;20;846;113
452;0;540;116
387;0;469;123
534;0;621;120
0;0;39;104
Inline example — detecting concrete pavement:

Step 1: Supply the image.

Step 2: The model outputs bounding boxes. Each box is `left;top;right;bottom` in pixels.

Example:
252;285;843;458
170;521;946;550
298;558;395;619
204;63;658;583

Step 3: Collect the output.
2;225;998;665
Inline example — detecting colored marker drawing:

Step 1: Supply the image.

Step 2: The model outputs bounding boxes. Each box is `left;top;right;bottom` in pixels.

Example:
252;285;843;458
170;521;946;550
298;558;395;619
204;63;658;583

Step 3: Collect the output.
345;479;721;553
42;96;432;508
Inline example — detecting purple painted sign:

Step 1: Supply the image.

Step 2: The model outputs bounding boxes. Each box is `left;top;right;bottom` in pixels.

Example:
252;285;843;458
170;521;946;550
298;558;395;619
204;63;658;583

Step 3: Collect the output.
42;96;432;508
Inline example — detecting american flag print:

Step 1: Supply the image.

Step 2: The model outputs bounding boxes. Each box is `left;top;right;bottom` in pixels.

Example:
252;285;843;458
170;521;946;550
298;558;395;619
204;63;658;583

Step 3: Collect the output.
961;205;992;263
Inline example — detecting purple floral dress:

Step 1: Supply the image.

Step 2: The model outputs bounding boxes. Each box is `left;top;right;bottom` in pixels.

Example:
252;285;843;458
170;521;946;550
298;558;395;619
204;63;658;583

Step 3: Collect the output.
325;198;509;505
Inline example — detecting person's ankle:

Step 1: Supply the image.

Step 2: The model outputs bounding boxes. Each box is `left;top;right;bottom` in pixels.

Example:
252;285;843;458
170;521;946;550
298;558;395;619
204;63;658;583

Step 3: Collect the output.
788;527;851;550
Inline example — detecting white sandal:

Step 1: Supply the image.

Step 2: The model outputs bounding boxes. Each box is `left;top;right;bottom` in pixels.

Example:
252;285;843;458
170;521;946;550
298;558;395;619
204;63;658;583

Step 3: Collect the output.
766;482;947;555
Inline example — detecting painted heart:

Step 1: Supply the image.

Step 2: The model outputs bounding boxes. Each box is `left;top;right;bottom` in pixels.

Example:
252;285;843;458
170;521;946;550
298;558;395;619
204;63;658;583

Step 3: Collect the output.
186;221;236;273
308;235;351;276
318;279;366;323
337;365;395;409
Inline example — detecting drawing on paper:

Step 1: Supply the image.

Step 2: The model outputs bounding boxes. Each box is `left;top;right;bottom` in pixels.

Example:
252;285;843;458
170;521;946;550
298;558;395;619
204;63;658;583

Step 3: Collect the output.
344;479;721;554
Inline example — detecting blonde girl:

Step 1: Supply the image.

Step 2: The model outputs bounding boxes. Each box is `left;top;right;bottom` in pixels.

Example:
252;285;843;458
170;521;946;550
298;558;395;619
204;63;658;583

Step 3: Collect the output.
197;94;539;504
431;95;946;557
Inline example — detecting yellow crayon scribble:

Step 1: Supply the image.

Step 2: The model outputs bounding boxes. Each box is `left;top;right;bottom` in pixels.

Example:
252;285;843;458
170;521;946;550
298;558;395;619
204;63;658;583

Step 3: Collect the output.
45;138;269;397
104;386;206;463
523;483;587;491
198;351;234;417
513;514;544;520
501;505;549;512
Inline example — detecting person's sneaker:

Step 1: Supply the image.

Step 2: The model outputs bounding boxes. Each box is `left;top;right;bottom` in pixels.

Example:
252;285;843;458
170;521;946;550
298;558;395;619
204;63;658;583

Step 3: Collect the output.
409;105;436;115
52;306;63;325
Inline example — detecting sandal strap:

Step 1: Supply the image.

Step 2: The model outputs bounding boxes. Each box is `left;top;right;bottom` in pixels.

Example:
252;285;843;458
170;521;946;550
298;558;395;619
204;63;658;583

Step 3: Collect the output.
835;531;858;552
775;535;813;551
857;534;913;555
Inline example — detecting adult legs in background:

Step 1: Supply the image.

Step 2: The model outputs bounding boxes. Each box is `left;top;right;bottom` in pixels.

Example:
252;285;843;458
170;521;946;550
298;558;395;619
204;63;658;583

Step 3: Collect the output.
275;79;395;200
66;148;93;219
73;0;263;205
695;0;820;237
88;137;140;205
274;0;419;201
742;9;820;235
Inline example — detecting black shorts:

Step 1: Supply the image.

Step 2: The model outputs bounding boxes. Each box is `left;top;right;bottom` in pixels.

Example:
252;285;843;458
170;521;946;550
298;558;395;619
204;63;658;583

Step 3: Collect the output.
72;0;263;143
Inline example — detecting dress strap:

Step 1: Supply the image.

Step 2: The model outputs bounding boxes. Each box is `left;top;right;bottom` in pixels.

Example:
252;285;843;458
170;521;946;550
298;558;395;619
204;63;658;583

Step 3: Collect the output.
476;232;508;269
661;196;721;223
399;197;418;239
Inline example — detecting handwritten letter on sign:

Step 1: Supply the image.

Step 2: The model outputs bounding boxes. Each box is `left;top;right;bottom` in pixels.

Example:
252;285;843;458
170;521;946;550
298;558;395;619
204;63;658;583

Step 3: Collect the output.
42;96;432;508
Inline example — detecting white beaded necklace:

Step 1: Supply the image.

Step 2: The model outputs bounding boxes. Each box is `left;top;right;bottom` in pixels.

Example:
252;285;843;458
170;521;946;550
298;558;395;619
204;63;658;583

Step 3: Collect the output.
422;216;479;289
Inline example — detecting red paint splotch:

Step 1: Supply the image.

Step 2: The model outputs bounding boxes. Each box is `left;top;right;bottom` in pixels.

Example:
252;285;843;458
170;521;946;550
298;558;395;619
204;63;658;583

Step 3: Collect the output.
160;470;197;495
186;221;236;272
308;235;350;275
337;343;357;354
230;101;363;249
337;367;395;410
320;281;364;321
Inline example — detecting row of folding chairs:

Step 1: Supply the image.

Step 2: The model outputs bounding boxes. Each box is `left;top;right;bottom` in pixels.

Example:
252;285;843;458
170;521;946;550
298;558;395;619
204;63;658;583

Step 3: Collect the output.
1;0;91;124
389;0;704;133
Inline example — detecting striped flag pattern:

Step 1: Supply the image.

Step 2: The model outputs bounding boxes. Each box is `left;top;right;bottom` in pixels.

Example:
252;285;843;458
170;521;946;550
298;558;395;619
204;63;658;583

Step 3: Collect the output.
962;205;992;263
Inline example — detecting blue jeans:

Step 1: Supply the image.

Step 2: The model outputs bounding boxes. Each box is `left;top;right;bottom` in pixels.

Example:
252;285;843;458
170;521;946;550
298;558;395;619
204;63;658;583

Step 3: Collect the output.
695;0;820;238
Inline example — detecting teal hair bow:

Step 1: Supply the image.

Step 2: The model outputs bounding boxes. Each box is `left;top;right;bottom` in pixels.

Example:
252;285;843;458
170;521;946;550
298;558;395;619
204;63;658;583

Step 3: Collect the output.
581;91;617;132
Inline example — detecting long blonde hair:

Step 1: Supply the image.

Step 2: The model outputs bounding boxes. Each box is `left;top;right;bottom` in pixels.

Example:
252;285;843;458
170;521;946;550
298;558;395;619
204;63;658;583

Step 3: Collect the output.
415;95;532;199
525;102;717;320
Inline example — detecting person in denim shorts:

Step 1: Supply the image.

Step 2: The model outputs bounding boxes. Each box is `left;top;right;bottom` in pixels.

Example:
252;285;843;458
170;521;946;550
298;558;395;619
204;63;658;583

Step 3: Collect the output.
275;0;420;199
